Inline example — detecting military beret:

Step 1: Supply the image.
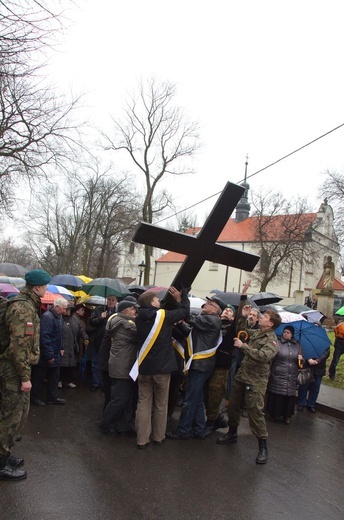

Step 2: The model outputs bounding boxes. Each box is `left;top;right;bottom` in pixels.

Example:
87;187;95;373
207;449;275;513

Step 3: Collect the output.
25;269;51;286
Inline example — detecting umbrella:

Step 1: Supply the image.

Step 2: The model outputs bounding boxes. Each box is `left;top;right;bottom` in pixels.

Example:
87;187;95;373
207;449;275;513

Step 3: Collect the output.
79;295;107;306
82;278;130;298
275;320;331;359
335;306;344;316
0;276;25;289
76;274;93;284
251;292;283;306
0;262;27;276
41;292;69;305
47;284;74;300
50;274;85;291
0;283;20;296
279;311;307;323
284;304;312;314
301;310;326;324
127;284;146;294
209;291;258;308
188;296;205;309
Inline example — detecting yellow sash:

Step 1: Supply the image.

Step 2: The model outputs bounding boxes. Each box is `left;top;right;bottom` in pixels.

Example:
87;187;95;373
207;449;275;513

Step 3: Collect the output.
184;332;223;372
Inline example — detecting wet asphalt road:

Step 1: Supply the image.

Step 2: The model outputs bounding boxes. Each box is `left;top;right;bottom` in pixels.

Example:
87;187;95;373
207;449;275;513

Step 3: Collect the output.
1;383;343;520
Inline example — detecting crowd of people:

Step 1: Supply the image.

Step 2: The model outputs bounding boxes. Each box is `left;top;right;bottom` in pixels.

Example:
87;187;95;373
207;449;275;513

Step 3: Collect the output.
0;270;340;481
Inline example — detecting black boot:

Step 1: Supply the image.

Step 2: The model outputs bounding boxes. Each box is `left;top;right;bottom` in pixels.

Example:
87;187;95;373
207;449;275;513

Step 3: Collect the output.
0;456;27;481
216;427;238;444
256;438;268;464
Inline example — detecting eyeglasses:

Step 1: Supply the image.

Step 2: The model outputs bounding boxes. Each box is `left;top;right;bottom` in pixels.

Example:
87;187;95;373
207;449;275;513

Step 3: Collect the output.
206;301;220;310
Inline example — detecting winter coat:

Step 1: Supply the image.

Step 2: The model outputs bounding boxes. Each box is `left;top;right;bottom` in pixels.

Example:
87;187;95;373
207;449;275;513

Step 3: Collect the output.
235;328;278;389
88;306;116;351
61;314;88;368
304;346;330;377
38;307;63;367
268;336;300;396
136;291;190;376
1;287;42;384
107;313;138;379
186;313;223;373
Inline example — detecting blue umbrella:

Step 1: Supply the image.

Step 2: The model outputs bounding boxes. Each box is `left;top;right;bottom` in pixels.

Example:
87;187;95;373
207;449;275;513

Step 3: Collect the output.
275;320;331;359
50;274;85;291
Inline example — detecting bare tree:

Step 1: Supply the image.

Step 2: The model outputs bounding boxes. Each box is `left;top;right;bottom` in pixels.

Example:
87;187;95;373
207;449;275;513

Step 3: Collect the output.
102;77;200;284
319;170;344;273
0;1;83;216
26;164;142;277
0;237;37;268
249;190;320;292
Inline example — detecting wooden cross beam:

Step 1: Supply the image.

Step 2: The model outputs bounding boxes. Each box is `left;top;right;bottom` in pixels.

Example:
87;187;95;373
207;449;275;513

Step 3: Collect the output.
133;181;260;292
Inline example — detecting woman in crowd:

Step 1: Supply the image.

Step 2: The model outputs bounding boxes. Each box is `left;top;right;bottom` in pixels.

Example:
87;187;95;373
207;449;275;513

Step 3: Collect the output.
297;322;330;413
266;325;300;424
60;304;89;388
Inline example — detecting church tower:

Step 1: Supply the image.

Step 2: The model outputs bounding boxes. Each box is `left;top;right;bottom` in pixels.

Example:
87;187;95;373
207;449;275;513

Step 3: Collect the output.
235;154;251;222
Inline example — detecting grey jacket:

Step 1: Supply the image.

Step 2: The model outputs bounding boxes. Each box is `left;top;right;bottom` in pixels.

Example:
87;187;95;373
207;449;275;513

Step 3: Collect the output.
107;313;138;379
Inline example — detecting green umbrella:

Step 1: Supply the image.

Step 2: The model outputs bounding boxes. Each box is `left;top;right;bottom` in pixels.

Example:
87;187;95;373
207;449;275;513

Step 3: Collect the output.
82;278;130;299
335;305;344;316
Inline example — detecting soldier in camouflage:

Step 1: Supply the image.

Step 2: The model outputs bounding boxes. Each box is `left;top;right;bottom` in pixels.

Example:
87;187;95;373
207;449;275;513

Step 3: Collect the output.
0;269;51;481
217;307;282;464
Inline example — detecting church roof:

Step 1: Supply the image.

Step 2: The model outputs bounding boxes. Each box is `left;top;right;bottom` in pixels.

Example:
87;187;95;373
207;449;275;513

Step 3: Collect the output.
316;275;344;291
157;213;317;263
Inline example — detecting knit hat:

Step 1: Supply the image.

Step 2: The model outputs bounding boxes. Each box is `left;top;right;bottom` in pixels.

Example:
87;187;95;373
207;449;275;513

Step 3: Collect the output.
117;300;139;313
25;269;51;286
283;325;295;336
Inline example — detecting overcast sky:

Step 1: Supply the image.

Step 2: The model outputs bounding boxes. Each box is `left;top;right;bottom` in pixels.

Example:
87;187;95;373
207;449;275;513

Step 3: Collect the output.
50;0;344;224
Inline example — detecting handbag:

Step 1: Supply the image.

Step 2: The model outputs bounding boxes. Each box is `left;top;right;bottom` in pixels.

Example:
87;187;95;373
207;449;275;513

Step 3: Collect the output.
297;367;314;386
297;346;314;385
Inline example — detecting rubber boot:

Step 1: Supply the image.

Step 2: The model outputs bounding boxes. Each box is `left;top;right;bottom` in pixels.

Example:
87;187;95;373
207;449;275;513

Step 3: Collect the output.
216;427;238;445
256;438;268;464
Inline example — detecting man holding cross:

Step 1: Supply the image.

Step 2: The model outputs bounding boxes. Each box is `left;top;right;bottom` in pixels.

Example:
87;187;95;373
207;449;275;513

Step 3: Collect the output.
166;295;226;440
135;287;190;449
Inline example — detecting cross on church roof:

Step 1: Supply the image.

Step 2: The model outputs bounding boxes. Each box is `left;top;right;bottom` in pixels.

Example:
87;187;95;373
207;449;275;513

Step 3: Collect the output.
132;181;260;292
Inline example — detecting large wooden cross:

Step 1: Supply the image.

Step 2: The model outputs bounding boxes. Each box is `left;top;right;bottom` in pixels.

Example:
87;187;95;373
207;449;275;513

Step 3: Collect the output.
133;181;260;296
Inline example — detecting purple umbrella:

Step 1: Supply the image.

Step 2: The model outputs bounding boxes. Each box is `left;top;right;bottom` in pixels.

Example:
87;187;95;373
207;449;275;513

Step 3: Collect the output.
0;283;20;296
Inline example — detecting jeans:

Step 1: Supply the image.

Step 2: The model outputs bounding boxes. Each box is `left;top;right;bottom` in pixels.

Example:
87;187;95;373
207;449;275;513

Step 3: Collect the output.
90;348;101;388
329;347;344;379
176;369;212;438
298;375;323;409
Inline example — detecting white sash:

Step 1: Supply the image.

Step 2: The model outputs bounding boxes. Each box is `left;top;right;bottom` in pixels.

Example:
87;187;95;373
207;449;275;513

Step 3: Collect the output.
184;332;223;372
129;309;166;381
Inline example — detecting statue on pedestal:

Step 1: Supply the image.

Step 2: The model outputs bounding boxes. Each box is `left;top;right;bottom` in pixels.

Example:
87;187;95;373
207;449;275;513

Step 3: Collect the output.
322;255;335;292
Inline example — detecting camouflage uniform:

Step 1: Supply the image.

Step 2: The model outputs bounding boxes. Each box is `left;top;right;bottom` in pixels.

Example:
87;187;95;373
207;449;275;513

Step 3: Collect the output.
227;328;278;439
0;288;41;458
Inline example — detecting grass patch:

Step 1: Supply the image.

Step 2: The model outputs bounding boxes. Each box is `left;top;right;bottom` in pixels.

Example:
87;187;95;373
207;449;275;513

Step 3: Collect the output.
322;331;344;390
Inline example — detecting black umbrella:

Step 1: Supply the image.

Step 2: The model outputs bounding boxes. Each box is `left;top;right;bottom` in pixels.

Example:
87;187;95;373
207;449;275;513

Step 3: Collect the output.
212;291;258;308
0;262;28;277
251;292;283;306
127;284;146;294
284;304;312;314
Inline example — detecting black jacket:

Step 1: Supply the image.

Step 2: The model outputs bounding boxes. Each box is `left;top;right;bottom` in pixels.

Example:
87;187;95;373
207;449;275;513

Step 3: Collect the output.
136;291;190;376
186;313;223;373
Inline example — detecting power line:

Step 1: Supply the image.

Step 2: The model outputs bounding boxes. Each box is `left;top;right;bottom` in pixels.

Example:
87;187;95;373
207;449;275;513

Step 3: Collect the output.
157;122;344;224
